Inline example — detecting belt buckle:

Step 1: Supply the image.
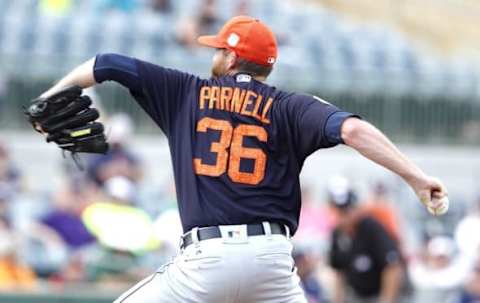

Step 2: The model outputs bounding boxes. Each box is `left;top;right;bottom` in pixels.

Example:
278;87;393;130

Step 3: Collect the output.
219;224;248;244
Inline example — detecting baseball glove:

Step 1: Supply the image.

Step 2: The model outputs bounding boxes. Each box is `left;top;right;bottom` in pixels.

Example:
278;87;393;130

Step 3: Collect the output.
25;85;109;161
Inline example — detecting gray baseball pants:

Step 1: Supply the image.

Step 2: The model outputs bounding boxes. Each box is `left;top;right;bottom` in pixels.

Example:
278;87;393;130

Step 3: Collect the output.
114;224;307;303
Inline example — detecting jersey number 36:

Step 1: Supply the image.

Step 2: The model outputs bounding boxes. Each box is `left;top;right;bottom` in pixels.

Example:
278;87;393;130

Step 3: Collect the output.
194;117;267;185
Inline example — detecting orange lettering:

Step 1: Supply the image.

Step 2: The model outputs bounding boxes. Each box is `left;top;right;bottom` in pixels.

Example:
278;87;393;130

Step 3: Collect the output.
231;88;246;113
194;119;269;185
228;125;268;185
241;90;257;116
220;87;233;111
251;94;263;121
199;86;211;110
209;86;221;109
193;118;233;177
260;97;273;124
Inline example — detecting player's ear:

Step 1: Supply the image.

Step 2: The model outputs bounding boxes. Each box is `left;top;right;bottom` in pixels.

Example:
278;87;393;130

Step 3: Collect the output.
225;50;237;70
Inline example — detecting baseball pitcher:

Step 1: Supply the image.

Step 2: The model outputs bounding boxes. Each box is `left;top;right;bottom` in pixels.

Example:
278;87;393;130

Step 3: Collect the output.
29;16;448;303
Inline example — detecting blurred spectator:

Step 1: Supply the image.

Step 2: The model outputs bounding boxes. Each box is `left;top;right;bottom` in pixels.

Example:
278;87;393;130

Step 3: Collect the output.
93;0;139;13
360;181;402;244
150;0;172;14
0;217;37;290
38;182;96;251
453;197;480;303
327;176;408;303
132;177;178;219
87;113;143;186
82;178;156;253
80;179;158;282
103;176;138;205
458;255;480;303
30;177;140;284
196;0;219;35
295;185;338;303
234;0;250;16
0;142;22;217
152;207;182;260
296;185;337;253
293;245;326;303
21;228;68;278
39;0;73;16
84;248;142;284
455;196;480;262
0;142;21;194
409;236;470;303
176;17;199;49
176;0;220;48
21;181;94;280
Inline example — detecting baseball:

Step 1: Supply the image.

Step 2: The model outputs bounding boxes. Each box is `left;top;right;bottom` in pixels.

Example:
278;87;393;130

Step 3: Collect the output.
427;196;449;216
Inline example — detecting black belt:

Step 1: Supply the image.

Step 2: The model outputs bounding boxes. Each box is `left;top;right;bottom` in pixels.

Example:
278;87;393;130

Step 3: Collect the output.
180;222;287;249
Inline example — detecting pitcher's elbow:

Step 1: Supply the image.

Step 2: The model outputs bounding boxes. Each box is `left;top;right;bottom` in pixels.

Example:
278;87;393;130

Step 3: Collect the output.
341;117;363;145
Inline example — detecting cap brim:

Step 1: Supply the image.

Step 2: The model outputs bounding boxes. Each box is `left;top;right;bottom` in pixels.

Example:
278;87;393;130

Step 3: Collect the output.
197;35;225;48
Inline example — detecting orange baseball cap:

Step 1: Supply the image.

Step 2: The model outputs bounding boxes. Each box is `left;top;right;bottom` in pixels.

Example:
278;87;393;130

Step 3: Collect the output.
197;16;278;66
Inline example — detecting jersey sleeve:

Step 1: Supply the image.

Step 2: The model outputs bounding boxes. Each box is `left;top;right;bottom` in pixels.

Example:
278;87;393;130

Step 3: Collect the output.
281;94;359;159
94;53;199;136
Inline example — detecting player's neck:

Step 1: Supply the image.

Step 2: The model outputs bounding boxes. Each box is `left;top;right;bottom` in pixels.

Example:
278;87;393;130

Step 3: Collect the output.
227;70;266;82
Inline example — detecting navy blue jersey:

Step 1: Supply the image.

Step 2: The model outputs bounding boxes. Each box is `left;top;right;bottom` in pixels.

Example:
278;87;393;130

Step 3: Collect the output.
94;53;358;234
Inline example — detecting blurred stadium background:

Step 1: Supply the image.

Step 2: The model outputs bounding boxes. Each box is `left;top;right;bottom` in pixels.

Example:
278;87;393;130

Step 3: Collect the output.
0;0;479;302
